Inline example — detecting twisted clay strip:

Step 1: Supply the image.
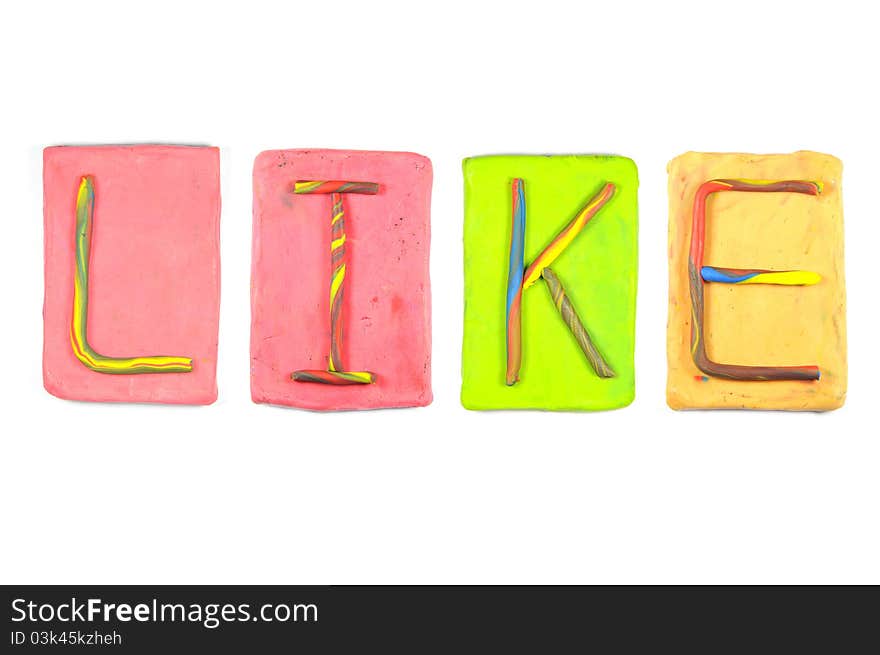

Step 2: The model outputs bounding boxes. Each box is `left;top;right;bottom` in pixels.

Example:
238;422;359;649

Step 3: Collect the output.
505;178;526;385
542;268;615;378
70;176;193;374
291;180;377;385
521;183;616;290
688;178;821;381
505;182;616;385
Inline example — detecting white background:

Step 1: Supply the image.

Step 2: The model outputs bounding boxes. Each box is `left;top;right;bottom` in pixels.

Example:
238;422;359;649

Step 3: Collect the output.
1;0;877;584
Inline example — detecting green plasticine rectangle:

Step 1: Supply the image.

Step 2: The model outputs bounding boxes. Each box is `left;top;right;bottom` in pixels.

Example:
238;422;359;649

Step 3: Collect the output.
461;155;638;411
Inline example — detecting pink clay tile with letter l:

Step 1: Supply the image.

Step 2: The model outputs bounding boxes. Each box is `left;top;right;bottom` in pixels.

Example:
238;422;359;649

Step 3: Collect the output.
43;145;221;404
251;149;432;411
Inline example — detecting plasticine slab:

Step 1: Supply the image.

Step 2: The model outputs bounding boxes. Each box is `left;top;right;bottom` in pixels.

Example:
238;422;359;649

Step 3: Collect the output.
667;151;846;411
43;145;221;404
462;155;638;411
251;149;432;411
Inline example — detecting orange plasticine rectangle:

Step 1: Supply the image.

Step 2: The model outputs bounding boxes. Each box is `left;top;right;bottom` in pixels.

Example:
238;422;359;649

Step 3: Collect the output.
667;151;846;411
